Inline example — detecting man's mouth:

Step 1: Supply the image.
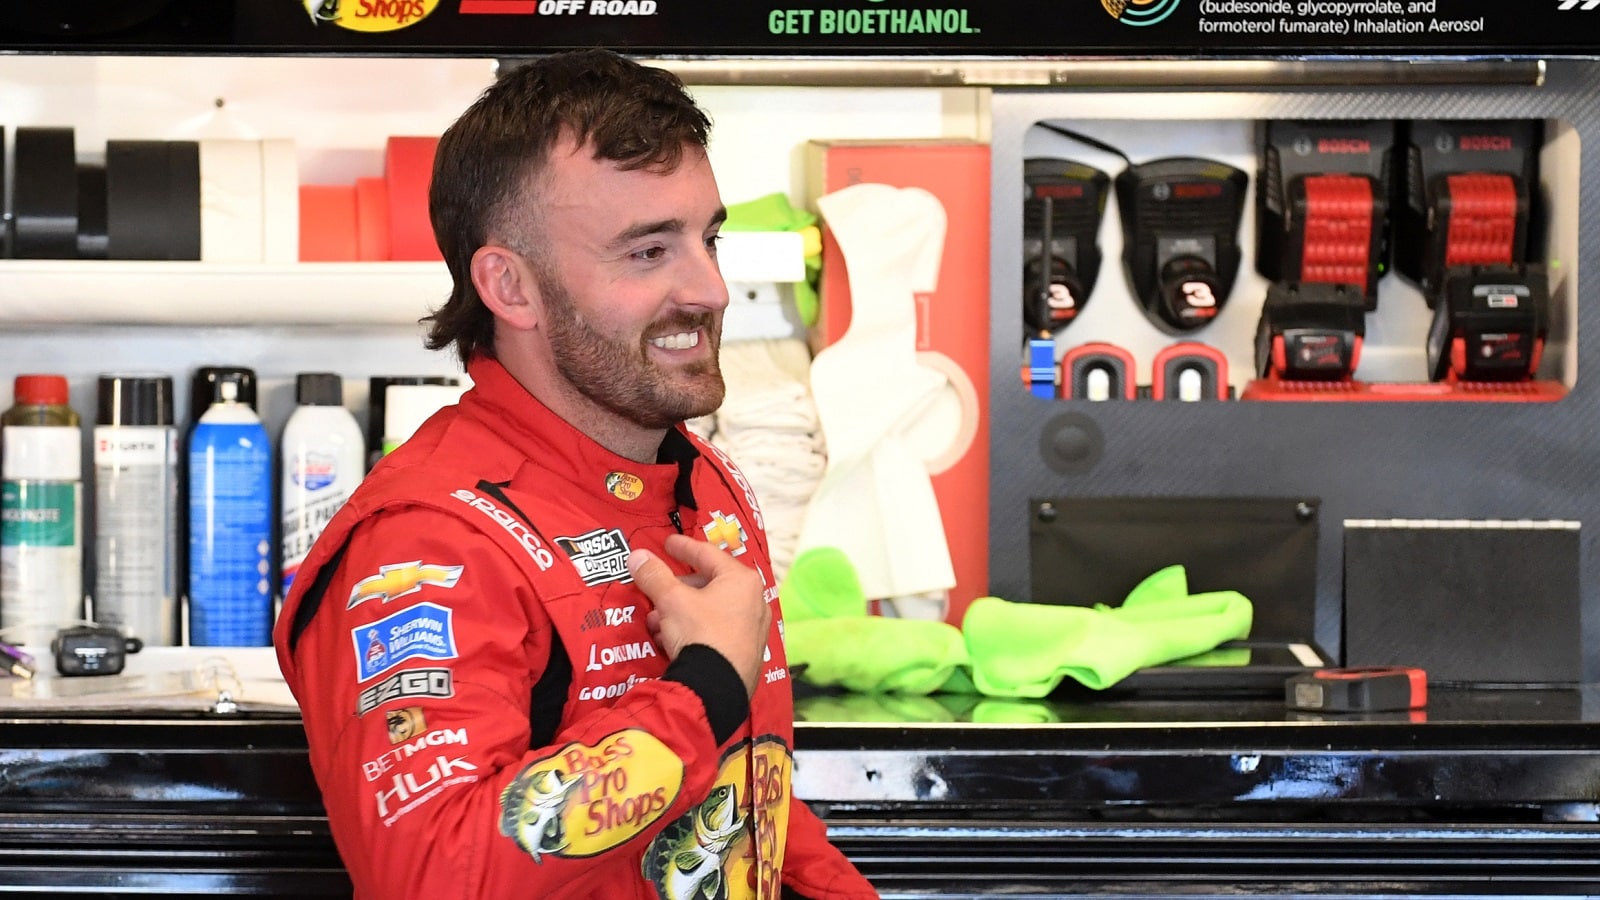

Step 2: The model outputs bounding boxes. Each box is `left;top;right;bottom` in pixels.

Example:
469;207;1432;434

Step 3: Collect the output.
649;330;702;351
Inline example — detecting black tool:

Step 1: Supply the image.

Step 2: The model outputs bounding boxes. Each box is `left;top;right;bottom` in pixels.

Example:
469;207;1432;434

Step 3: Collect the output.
1256;120;1394;309
1286;666;1427;713
1425;263;1549;382
52;625;144;677
1116;156;1248;333
1023;158;1110;337
1253;281;1367;381
1394;119;1540;306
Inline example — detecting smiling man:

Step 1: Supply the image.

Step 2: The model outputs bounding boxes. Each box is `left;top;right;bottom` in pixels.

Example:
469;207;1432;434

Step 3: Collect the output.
274;49;878;900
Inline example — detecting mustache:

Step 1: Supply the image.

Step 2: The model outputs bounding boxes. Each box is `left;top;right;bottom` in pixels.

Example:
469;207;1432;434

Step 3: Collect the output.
644;312;716;340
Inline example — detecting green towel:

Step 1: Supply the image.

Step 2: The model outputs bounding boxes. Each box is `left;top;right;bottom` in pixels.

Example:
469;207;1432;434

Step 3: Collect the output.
781;552;1253;698
961;567;1253;697
785;616;969;695
779;546;869;622
722;192;823;326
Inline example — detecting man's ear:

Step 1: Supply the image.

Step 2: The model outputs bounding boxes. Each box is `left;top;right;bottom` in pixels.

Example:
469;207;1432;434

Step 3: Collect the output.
469;245;541;331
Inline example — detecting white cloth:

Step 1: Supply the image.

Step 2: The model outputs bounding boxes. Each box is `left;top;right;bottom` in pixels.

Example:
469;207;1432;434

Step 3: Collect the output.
799;183;957;601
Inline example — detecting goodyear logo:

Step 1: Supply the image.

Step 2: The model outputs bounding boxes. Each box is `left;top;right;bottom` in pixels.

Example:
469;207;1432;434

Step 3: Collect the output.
500;730;682;862
1103;0;1182;25
702;511;748;558
305;0;442;31
348;561;463;610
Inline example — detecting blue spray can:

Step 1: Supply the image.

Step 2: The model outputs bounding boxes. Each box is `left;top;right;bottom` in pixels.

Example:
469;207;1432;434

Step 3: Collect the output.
187;369;272;646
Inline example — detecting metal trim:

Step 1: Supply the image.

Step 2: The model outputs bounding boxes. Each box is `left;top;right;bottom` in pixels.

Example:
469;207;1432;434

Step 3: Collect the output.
584;57;1549;88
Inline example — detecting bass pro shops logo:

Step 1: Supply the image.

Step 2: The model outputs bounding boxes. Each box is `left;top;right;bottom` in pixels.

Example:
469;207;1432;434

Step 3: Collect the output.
303;0;442;31
1102;0;1182;25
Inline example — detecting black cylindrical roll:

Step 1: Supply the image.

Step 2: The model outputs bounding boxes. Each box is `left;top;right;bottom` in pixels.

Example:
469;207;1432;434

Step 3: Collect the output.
13;126;78;259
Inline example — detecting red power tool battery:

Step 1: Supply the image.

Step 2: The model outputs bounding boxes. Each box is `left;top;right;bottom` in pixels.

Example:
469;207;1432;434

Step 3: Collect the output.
1286;666;1426;713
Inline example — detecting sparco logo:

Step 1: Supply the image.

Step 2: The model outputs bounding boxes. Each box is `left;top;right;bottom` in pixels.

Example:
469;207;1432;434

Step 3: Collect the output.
450;488;555;570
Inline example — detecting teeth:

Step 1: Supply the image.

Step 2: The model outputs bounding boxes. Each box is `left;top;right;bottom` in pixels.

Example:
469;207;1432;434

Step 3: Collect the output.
650;331;700;351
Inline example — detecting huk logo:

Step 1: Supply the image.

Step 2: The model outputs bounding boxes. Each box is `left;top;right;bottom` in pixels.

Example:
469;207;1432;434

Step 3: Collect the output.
1101;0;1182;26
303;0;443;32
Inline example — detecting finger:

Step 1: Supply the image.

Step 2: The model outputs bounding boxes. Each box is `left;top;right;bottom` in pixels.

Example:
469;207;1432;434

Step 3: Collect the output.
659;532;743;579
627;548;683;602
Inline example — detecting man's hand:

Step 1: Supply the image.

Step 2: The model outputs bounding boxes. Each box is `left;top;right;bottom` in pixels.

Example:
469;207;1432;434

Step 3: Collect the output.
627;534;771;698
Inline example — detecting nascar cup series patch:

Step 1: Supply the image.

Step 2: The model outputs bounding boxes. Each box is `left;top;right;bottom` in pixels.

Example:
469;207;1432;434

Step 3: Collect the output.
500;730;683;863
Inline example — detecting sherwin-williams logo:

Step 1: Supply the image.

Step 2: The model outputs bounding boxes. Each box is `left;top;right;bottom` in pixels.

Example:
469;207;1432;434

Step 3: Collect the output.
1103;0;1182;26
352;602;459;682
303;0;442;31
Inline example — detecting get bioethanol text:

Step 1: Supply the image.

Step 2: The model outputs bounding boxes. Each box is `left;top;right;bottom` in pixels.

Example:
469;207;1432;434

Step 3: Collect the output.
769;8;976;34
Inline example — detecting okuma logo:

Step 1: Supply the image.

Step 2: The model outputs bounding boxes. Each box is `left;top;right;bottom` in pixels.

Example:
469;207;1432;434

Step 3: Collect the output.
1102;0;1182;26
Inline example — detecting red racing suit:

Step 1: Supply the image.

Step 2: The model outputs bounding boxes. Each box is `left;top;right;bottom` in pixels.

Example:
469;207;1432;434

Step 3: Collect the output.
274;355;877;900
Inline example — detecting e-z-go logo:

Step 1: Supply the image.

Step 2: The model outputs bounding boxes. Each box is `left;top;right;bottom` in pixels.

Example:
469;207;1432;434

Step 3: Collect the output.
1103;0;1182;26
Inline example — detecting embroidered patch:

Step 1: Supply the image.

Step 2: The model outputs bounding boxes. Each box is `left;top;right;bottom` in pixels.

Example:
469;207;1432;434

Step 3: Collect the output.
605;471;644;501
702;510;748;557
555;527;632;587
500;730;682;862
347;560;463;610
352;602;459;682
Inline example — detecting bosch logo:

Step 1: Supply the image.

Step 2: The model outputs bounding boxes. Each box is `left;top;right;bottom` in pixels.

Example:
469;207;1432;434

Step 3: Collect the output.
1317;138;1371;154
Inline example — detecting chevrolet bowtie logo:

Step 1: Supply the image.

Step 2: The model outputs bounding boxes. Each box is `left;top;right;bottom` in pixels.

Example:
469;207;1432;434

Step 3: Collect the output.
702;511;748;557
347;561;464;609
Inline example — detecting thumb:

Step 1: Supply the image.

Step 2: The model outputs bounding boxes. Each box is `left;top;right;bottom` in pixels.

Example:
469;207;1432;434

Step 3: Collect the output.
627;548;677;601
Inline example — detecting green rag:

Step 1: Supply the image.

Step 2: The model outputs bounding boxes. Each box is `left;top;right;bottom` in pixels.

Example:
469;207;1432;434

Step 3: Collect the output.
722;192;823;326
785;616;970;695
960;566;1253;697
779;554;1252;700
779;546;869;622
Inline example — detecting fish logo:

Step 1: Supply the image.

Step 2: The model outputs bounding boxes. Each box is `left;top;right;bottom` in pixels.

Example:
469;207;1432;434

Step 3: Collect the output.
348;561;464;609
1102;0;1182;26
302;0;442;31
606;472;645;502
501;767;583;863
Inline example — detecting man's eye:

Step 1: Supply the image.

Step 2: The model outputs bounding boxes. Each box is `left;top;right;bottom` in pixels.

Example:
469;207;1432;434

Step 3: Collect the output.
635;246;666;261
705;234;722;254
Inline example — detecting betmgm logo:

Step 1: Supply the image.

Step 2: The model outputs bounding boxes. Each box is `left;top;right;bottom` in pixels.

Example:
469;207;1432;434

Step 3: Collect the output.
1102;0;1182;26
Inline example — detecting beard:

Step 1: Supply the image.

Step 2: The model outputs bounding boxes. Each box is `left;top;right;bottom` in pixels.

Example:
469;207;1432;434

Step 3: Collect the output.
539;269;726;430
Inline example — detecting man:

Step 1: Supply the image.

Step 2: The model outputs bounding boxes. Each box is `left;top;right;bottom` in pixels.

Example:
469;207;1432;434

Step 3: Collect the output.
274;48;879;899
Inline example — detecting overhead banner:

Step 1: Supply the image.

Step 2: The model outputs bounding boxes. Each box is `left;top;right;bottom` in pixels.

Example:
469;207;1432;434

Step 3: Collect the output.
2;1;1600;56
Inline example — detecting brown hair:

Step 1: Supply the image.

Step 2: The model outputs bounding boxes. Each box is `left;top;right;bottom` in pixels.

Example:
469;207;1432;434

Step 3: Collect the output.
423;48;712;363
